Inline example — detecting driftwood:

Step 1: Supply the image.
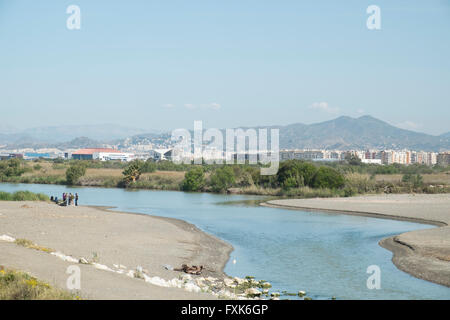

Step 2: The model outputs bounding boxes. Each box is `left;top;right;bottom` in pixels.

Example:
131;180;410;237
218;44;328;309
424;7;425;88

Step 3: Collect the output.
174;264;204;275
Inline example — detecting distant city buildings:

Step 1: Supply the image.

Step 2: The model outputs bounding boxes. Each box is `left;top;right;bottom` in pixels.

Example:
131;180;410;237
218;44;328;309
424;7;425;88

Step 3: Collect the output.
0;143;448;167
279;149;441;166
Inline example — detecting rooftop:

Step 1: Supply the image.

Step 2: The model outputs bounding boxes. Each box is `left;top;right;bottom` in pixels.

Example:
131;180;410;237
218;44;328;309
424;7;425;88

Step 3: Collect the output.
72;148;120;155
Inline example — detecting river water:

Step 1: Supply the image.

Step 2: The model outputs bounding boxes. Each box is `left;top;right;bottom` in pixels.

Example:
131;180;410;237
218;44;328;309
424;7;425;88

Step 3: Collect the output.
1;183;449;299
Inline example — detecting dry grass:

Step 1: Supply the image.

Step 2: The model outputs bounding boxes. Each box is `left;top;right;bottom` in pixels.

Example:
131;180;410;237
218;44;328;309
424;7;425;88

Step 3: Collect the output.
21;165;186;189
14;238;53;253
24;162;65;176
0;267;80;300
375;173;450;185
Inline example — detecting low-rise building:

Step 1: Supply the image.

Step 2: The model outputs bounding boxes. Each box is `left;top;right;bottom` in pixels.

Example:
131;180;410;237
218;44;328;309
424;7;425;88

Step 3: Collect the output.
71;148;134;161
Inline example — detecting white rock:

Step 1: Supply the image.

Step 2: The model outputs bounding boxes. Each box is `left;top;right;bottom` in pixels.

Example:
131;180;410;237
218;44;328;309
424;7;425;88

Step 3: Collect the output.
50;252;78;263
92;263;115;272
167;278;183;288
224;278;235;287
245;288;262;297
163;264;174;271
0;235;15;242
143;275;170;287
270;292;280;297
184;282;201;293
182;274;193;281
196;278;205;287
234;277;246;285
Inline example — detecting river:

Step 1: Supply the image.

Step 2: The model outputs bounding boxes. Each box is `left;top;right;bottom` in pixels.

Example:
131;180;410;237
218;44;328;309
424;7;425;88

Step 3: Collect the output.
0;183;449;299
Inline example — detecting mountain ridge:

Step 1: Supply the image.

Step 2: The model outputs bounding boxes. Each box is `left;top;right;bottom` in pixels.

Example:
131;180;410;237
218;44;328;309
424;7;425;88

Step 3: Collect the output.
1;116;449;152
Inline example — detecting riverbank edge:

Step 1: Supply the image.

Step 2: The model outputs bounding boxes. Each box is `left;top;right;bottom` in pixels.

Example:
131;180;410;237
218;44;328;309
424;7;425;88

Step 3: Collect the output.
261;201;450;288
86;205;234;279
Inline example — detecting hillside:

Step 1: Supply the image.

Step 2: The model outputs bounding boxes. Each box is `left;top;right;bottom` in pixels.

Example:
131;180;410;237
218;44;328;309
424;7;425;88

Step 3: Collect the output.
1;116;449;151
278;116;450;151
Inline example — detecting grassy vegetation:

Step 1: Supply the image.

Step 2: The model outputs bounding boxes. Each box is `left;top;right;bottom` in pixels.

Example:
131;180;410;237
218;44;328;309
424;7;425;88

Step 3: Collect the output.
1;158;449;198
0;191;49;201
14;238;53;253
0;267;79;300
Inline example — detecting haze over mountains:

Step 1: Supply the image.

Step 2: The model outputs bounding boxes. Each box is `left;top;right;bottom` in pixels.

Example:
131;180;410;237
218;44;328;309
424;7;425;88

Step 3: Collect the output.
1;116;449;152
0;124;149;146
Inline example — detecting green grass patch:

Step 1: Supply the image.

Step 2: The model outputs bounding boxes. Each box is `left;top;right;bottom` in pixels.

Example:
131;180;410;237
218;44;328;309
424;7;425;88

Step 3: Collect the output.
0;191;49;201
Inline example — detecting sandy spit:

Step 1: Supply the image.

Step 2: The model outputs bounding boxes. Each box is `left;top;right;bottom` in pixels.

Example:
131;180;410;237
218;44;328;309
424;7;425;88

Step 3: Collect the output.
0;201;232;299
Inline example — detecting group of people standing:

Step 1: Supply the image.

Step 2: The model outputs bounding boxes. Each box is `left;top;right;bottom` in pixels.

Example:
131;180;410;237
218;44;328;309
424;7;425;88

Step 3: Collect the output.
50;193;79;206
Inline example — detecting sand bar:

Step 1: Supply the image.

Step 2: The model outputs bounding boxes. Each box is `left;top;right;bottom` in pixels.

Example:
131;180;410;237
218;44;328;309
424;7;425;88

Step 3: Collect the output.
0;201;232;299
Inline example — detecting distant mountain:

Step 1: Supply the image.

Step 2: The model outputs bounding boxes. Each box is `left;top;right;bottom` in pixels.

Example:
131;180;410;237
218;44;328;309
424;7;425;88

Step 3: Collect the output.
0;124;19;134
1;116;449;152
276;115;450;151
54;137;105;149
0;133;38;146
21;124;147;143
0;124;148;146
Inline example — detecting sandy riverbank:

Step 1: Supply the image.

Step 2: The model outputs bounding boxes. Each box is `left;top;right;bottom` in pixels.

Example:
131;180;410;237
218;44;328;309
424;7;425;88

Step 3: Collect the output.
263;194;450;288
0;201;232;299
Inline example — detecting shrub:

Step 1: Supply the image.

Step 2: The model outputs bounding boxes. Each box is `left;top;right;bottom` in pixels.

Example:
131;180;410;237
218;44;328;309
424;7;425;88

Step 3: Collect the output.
277;161;304;189
402;173;424;188
276;160;318;189
209;166;236;192
181;167;206;191
141;160;157;173
345;173;377;194
311;167;345;189
0;268;78;300
0;159;26;179
65;163;87;185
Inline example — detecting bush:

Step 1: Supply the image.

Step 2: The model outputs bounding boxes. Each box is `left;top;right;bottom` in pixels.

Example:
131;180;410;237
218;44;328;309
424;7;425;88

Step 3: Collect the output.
344;173;377;194
277;161;304;189
402;173;424;188
276;160;318;189
0;268;78;300
141;160;157;173
0;159;26;179
65;163;87;185
209;166;236;192
181;167;205;191
311;167;345;189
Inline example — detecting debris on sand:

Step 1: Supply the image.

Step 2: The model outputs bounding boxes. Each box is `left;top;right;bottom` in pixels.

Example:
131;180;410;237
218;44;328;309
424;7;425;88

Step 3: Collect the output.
174;264;204;275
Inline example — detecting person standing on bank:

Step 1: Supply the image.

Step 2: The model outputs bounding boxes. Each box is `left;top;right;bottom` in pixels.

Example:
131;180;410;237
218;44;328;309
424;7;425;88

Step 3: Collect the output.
75;193;79;206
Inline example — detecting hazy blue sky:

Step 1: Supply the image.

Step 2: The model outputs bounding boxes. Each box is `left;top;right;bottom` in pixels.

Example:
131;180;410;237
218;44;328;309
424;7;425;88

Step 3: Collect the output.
0;0;449;134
